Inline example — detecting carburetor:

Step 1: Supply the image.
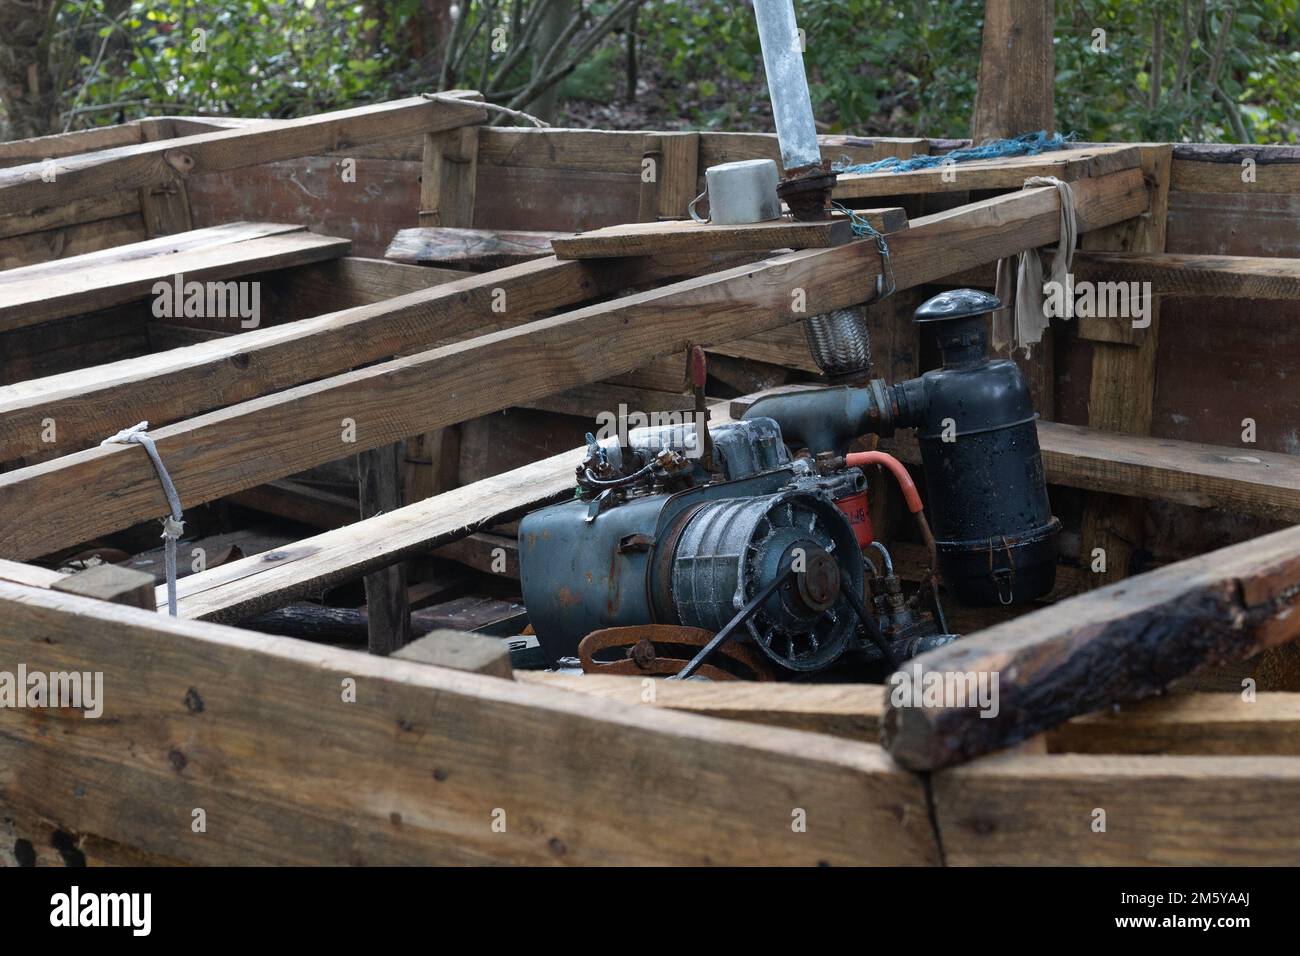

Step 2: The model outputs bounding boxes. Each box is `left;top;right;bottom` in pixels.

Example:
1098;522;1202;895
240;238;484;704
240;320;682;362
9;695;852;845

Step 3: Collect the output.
517;289;1061;677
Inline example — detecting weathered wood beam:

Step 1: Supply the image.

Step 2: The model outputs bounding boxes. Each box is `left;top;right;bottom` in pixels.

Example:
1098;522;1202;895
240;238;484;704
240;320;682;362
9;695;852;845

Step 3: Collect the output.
970;0;1056;144
520;672;886;741
550;209;907;259
0;252;727;462
637;131;699;222
0;168;1147;561
50;563;155;610
1036;421;1300;523
358;442;410;655
0;581;938;865
170;446;578;622
0;95;487;218
1078;145;1173;585
932;752;1300;865
386;226;562;270
1048;692;1300;756
834;147;1137;198
881;523;1300;771
0;223;351;333
1072;250;1300;300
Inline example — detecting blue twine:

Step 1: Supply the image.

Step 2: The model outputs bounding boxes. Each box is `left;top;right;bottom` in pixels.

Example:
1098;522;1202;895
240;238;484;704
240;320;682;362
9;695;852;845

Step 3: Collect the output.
832;201;895;302
834;130;1077;175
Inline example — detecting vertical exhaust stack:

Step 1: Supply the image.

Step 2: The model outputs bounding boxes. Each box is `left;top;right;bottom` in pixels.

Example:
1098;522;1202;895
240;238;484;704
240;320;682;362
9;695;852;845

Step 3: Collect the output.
752;0;837;220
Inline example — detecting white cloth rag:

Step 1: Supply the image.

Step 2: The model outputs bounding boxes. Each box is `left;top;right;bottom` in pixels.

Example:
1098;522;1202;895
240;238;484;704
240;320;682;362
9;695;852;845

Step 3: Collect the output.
992;176;1078;357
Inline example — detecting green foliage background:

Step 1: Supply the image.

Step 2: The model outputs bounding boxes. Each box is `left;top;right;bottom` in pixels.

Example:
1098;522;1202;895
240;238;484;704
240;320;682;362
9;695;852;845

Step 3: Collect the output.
46;0;1300;143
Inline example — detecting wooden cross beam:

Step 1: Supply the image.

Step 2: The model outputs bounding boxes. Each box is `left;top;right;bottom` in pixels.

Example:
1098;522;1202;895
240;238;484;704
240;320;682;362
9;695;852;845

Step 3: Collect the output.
0;94;487;218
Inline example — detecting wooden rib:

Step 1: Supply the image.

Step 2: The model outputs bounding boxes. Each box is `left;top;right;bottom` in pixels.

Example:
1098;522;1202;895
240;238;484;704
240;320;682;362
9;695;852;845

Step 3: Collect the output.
170;446;578;621
386;226;564;269
1048;693;1300;756
1072;250;1300;299
0;228;352;332
550;210;905;260
0;167;1147;560
0;557;63;588
0;95;487;218
1036;421;1300;523
933;752;1300;865
881;523;1300;771
519;672;886;741
0;580;938;866
0;220;304;285
833;145;1139;198
0;252;726;462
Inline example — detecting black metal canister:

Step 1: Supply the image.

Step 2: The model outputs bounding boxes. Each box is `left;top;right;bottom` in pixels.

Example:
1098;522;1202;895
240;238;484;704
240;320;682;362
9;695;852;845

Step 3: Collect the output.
893;289;1060;605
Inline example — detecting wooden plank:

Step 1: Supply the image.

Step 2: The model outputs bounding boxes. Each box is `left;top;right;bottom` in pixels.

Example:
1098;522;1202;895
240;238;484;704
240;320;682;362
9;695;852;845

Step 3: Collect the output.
414;124;479;510
264;256;468;316
137;117;194;238
227;479;357;530
170;447;578;621
1072;250;1300;300
551;210;907;259
0;580;939;866
1049;693;1300;756
520;672;885;740
0;168;1147;561
523;381;693;419
933;752;1300;865
358;442;410;655
394;628;514;678
0;212;148;271
419;124;479;228
435;532;520;579
171;399;741;622
1078;145;1173;585
0;121;144;168
0;220;303;286
970;0;1055;144
386;226;562;269
0;189;139;241
0;252;725;462
0;227;352;332
1172;146;1300;194
881;522;1300;771
1037;421;1300;523
49;563;155;610
477;127;648;172
0;558;63;588
637;131;699;222
834;146;1137;199
0;95;487;218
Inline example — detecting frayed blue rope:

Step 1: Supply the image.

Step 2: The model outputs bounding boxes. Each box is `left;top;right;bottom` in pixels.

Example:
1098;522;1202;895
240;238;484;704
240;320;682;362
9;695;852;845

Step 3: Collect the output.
834;130;1078;175
832;201;895;302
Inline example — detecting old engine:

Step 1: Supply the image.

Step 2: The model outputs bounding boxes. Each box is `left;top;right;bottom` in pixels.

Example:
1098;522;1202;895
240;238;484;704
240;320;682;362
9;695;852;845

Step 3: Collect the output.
518;289;1061;679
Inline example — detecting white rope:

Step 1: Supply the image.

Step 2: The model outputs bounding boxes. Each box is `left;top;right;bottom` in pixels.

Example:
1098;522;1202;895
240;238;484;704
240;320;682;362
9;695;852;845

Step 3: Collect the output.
420;92;551;128
992;175;1078;357
101;422;183;616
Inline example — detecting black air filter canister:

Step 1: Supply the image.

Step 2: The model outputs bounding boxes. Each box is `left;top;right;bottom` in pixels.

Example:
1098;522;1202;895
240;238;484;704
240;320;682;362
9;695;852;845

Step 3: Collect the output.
894;289;1060;605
